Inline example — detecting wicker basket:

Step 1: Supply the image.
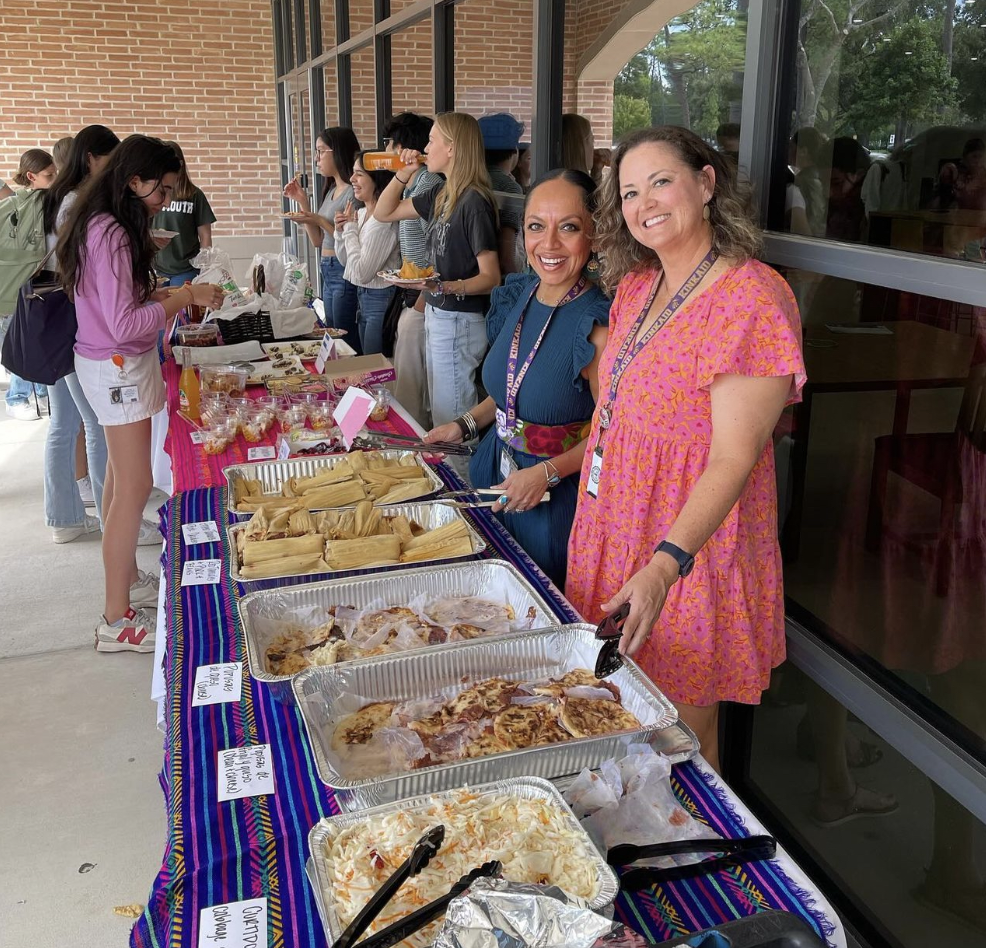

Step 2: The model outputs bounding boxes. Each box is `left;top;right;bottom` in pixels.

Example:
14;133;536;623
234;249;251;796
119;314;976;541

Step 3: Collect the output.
216;310;274;344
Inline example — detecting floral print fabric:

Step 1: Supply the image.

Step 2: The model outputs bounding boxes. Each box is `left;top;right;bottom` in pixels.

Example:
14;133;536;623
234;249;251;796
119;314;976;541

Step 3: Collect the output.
565;260;806;706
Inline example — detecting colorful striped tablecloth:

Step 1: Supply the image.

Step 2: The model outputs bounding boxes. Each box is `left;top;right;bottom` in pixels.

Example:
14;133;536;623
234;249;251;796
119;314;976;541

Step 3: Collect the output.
131;479;843;948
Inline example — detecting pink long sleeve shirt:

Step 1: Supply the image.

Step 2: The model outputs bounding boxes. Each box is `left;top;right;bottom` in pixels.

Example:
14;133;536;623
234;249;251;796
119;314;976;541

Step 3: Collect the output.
73;214;167;360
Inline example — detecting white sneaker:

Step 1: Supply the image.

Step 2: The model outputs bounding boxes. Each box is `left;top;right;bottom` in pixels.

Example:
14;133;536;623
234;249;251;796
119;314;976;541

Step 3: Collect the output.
94;607;156;653
130;569;160;608
137;517;161;546
77;475;96;506
6;401;39;421
52;513;101;544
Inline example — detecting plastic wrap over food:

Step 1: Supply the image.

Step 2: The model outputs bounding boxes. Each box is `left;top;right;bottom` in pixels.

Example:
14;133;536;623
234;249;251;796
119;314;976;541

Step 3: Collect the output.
190;246;247;307
564;744;719;869
431;878;652;948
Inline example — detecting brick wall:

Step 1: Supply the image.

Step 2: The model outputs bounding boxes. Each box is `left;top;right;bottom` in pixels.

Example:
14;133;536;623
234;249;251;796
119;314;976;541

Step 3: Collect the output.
0;0;281;240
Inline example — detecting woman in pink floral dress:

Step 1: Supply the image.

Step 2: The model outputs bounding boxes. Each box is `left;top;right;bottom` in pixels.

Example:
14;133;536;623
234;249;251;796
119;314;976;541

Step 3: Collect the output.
566;127;806;771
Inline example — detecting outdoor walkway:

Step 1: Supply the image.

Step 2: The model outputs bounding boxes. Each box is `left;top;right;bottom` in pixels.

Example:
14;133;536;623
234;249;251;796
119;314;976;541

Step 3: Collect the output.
0;399;165;946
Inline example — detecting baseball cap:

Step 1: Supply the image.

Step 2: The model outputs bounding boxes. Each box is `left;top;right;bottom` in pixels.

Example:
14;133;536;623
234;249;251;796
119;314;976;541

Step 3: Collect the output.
478;113;525;151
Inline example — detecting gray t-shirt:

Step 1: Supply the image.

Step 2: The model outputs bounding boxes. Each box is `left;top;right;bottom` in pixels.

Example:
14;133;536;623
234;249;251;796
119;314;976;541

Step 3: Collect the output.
317;182;355;252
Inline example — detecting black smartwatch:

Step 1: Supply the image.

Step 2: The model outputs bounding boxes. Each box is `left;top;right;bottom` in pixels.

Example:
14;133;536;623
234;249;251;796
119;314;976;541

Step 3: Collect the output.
655;540;695;578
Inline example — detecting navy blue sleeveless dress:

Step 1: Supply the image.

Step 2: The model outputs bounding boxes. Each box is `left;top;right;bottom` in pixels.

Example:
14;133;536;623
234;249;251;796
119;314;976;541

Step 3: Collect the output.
469;273;610;587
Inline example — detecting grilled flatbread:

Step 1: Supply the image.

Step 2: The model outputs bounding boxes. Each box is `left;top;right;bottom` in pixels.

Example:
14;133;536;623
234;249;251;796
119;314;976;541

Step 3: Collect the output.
492;705;544;750
446;677;518;722
463;727;511;758
332;702;395;751
533;713;571;746
558;697;641;738
532;669;620;700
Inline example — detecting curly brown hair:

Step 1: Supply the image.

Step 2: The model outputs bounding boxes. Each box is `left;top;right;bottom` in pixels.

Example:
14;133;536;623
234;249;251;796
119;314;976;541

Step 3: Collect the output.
595;126;762;292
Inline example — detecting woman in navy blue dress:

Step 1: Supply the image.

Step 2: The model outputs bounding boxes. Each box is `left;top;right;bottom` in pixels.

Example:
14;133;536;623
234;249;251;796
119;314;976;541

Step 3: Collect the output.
423;170;609;586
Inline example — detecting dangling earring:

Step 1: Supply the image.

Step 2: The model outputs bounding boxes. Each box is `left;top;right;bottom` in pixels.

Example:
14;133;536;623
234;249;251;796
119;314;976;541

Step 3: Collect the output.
585;251;601;280
703;202;711;221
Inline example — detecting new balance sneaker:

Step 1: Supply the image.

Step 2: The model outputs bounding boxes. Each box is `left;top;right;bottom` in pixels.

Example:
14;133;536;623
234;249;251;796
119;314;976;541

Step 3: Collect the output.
6;401;39;421
130;569;160;608
77;475;96;506
137;517;162;546
94;608;156;653
52;512;102;544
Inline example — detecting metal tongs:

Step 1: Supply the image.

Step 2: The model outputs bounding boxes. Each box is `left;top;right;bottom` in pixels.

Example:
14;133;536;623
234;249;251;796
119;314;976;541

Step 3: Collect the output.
594;602;631;679
352;431;475;457
332;825;502;948
436;488;551;510
607;835;777;891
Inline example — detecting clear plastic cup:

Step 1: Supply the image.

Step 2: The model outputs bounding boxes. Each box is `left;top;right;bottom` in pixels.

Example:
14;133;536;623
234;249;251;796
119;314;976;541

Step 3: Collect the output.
202;415;237;455
279;405;308;435
240;406;267;443
200;391;229;425
369;384;391;422
289;391;322;414
308;401;335;431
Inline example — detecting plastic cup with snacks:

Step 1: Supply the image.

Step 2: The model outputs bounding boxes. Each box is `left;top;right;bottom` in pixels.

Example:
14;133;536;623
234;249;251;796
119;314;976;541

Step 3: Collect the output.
227;396;254;419
200;391;229;425
256;395;283;432
176;324;219;348
289;391;322;414
203;415;236;456
279;405;308;435
199;363;248;396
240;406;267;443
369;384;392;422
308;401;335;431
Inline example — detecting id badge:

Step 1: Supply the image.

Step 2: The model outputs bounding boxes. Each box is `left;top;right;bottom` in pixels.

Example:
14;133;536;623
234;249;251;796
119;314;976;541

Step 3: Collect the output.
586;446;604;499
109;385;139;405
500;448;518;481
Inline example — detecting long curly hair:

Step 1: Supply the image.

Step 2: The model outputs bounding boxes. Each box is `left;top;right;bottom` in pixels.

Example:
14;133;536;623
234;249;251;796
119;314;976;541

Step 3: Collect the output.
595;126;762;292
58;135;181;303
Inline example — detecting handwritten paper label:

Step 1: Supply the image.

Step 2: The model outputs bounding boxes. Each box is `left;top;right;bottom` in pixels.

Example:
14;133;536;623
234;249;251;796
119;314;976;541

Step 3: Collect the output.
182;521;221;545
198;897;268;948
182;559;222;586
217;744;275;802
191;662;243;707
277;437;292;460
190;430;208;444
314;331;337;374
247;445;276;461
332;386;375;448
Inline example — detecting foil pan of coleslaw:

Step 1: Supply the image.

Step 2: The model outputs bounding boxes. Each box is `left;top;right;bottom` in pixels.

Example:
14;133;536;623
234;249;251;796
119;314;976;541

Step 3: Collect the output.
306;776;620;947
293;624;684;811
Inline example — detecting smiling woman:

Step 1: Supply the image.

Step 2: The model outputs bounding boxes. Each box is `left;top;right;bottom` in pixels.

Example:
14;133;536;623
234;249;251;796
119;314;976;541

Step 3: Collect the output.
565;127;805;772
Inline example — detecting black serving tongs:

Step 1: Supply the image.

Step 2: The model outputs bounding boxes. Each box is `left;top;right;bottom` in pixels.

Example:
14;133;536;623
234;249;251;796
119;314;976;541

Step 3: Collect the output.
332;824;501;948
594;602;631;679
607;835;777;891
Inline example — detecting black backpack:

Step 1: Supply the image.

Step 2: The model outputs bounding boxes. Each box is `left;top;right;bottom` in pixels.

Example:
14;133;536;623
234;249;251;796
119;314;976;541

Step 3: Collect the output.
0;255;78;385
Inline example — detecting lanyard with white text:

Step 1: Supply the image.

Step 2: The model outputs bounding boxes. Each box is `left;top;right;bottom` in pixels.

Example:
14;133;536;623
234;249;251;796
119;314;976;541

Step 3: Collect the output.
503;276;587;433
597;249;717;432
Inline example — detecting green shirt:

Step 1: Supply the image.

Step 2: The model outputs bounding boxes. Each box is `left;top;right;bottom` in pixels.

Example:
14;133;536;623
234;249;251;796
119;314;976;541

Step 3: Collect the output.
153;187;217;274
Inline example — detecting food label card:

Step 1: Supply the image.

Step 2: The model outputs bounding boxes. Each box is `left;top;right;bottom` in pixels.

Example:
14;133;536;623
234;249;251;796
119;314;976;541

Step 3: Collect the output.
247;446;277;461
192;662;243;707
182;521;221;545
314;332;337;373
182;559;222;586
198;897;268;948
277;437;292;460
333;386;375;448
217;745;275;802
190;430;208;445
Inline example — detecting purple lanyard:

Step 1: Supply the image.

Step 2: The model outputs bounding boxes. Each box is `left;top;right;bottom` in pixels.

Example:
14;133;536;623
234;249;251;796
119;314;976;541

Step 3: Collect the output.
503;277;587;432
598;249;717;431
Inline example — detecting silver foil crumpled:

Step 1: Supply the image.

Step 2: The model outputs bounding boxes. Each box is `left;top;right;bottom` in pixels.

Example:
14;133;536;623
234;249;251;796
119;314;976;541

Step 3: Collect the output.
431;878;651;948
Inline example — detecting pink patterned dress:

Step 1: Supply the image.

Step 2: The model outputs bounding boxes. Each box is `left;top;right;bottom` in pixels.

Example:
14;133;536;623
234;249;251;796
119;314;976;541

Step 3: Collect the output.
565;260;806;706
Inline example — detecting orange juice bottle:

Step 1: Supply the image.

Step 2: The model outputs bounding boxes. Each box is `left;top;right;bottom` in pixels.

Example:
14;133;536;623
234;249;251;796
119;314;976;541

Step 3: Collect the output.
361;151;420;172
178;349;201;422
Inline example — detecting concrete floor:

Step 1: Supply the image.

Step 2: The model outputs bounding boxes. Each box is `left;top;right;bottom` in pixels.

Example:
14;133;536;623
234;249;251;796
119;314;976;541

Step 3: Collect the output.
0;402;166;947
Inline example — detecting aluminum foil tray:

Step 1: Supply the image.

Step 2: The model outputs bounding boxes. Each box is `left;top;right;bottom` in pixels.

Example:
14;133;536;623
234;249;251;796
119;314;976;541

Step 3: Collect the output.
236;560;558;703
306;775;620;944
224;450;444;516
227;501;487;585
292;624;679;810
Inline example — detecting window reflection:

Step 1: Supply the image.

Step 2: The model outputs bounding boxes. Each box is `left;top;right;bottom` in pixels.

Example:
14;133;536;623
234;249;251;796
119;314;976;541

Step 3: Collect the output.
775;0;986;259
748;670;986;944
391;19;434;117
773;271;986;752
351;45;378;149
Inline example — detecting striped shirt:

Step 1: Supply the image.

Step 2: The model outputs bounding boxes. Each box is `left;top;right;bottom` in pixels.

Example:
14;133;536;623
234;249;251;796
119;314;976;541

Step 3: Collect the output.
399;169;443;267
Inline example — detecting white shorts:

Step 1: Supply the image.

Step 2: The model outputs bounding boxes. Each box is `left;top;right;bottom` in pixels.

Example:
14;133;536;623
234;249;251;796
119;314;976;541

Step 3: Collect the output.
75;348;166;426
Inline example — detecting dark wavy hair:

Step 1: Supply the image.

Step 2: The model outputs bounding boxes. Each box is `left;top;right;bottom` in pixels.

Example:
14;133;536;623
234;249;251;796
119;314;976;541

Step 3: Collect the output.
354;151;396;200
383;112;433;154
318;126;361;201
58;135;181;303
525;168;598;214
44;124;120;233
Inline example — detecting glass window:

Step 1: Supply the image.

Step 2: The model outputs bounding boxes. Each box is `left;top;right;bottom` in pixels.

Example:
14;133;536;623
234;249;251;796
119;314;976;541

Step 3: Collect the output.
320;0;335;51
739;676;986;945
774;267;986;755
770;0;986;259
301;0;311;62
391;18;434;118
349;0;374;36
389;0;422;12
323;60;339;129
454;0;534;132
351;45;379;149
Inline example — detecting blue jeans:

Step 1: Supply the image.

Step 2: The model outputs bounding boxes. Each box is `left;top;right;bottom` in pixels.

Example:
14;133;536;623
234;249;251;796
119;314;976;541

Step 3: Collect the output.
44;372;107;526
320;255;360;353
158;269;199;287
357;285;397;356
423;303;489;426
